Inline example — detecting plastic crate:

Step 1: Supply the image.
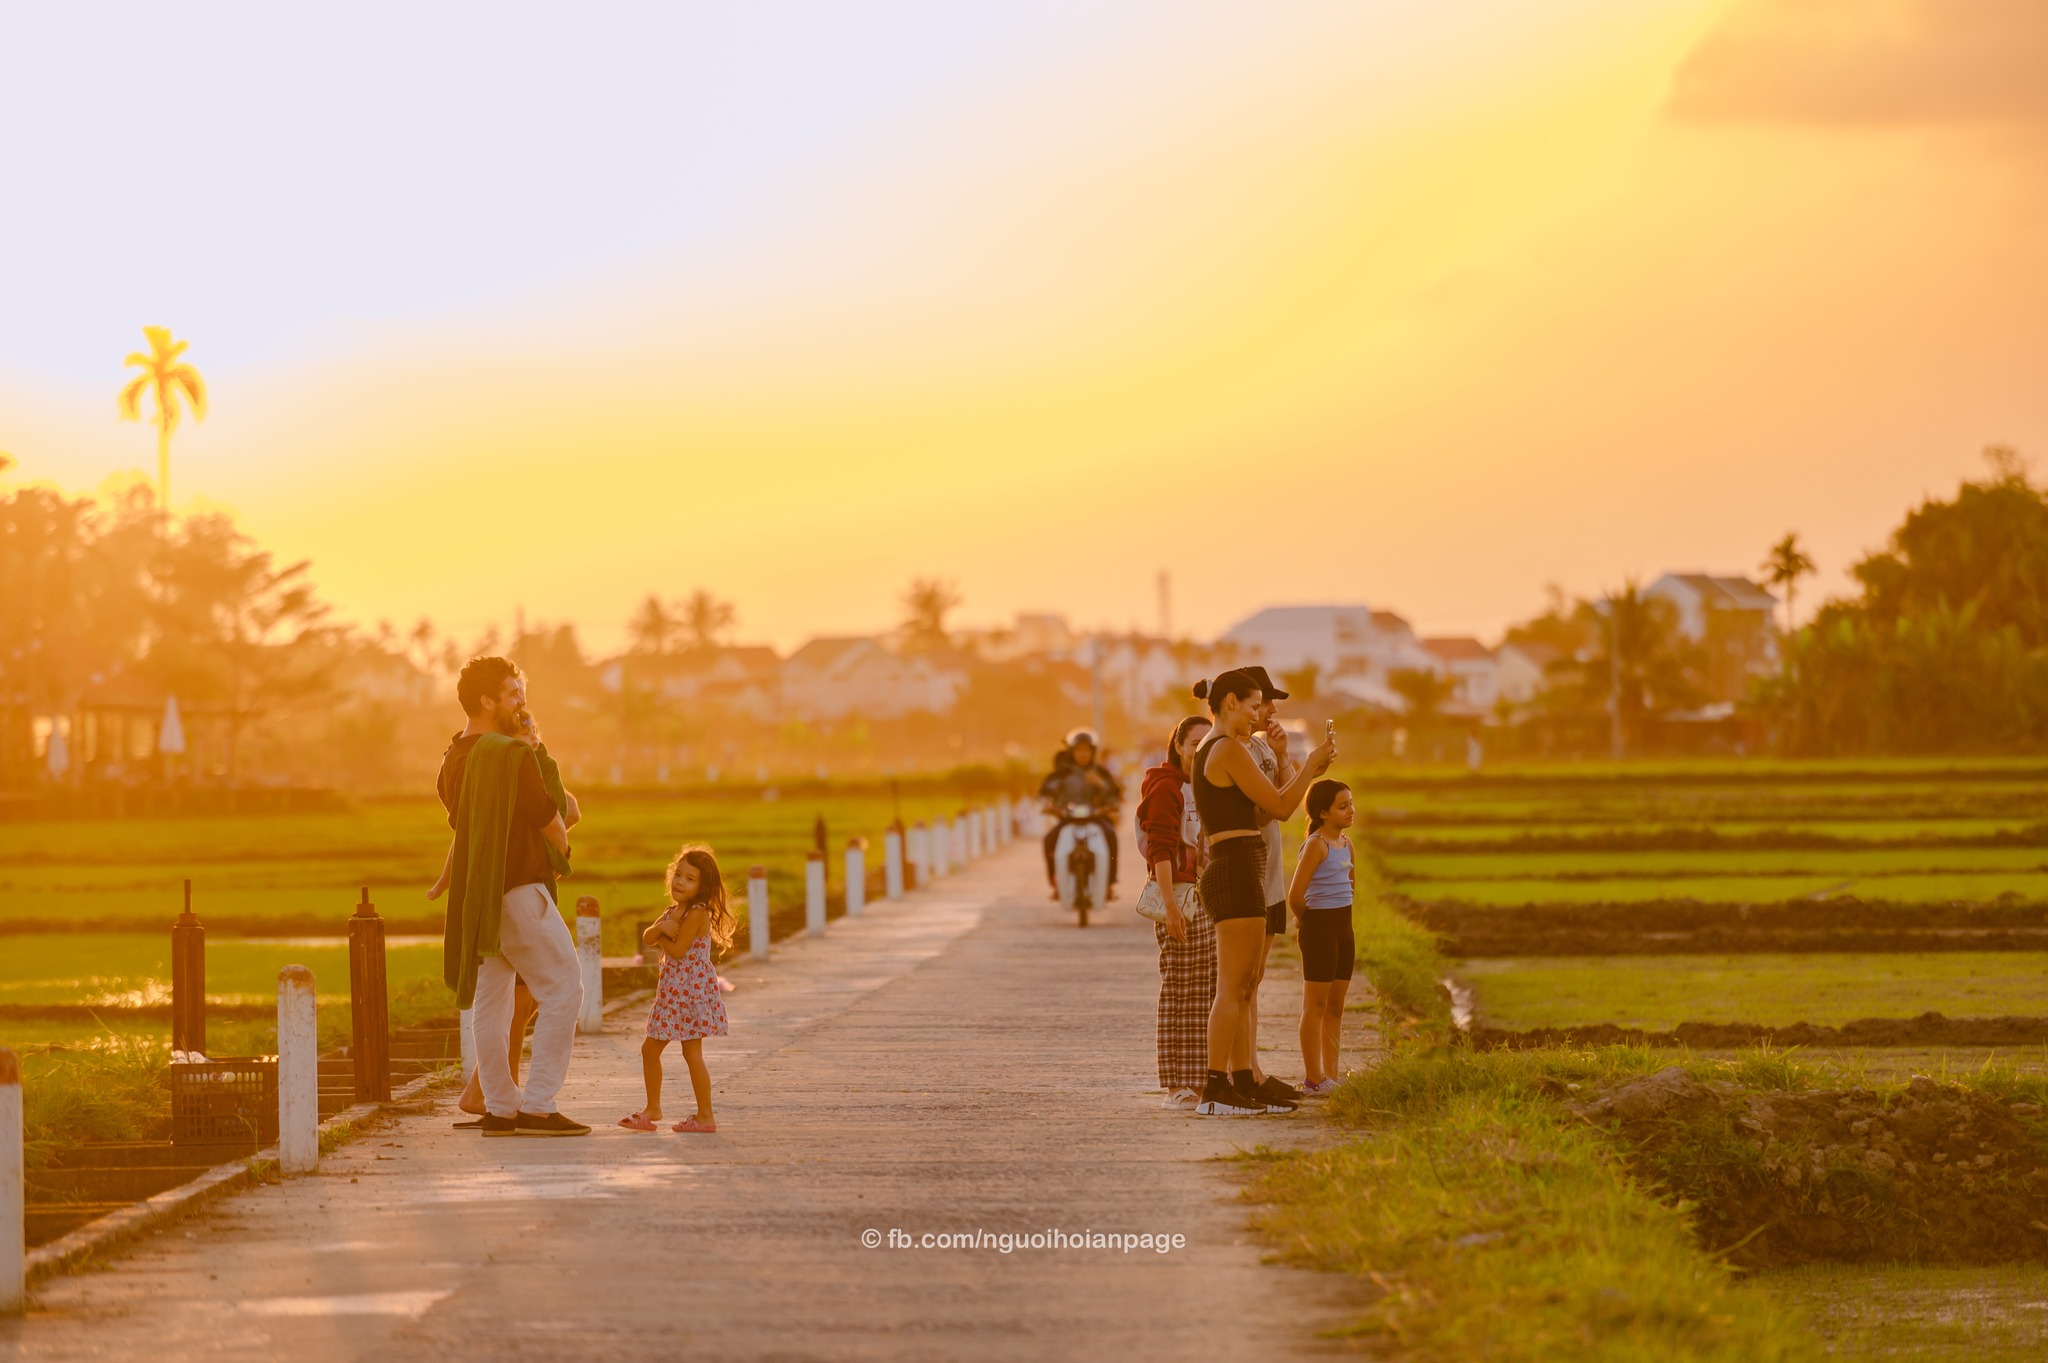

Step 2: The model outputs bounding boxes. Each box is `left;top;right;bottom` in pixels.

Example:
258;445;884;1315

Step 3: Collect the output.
169;1056;278;1147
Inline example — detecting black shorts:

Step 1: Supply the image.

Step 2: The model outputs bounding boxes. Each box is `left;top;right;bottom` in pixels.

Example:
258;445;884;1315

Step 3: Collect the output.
1265;900;1287;935
1199;837;1269;923
1298;909;1355;983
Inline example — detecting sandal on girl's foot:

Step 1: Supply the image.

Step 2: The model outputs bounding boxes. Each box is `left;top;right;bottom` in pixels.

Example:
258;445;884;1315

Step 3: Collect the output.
619;1112;657;1132
671;1115;717;1134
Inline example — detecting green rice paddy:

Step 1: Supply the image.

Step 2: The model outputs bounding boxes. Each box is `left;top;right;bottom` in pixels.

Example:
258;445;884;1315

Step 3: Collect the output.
1461;953;2048;1032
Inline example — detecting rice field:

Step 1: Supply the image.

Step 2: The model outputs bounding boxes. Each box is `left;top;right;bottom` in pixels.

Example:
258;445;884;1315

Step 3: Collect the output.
0;782;1016;1050
1349;763;2048;1039
1461;953;2048;1032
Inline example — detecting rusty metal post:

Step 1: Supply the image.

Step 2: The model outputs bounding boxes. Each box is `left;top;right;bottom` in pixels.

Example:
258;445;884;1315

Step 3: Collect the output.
1;1047;20;1314
171;879;206;1058
348;887;391;1103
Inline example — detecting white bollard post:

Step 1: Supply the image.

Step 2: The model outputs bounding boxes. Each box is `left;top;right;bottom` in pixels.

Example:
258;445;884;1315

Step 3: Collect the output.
970;809;984;859
884;825;905;901
954;814;970;867
748;865;770;961
984;805;999;850
845;839;866;918
1;1046;22;1316
277;965;319;1176
458;1006;477;1084
909;822;929;883
575;898;604;1035
806;851;827;935
928;819;949;878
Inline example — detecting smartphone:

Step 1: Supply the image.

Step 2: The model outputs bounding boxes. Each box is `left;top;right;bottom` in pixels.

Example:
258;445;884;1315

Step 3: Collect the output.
1325;720;1336;743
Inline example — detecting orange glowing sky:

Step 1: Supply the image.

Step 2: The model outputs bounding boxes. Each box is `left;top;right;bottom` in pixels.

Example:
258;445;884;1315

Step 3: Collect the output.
2;0;2044;652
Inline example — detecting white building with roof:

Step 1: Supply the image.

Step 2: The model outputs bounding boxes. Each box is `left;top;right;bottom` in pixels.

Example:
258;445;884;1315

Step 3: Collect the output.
1419;636;1499;715
1646;573;1781;702
1219;605;1438;687
781;637;967;720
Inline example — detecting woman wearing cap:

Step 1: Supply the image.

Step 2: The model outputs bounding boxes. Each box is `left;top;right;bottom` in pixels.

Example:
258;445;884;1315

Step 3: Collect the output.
1238;665;1301;1105
1187;669;1333;1116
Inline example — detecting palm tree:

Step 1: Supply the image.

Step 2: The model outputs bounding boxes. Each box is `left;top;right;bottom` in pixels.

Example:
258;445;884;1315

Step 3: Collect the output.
628;594;681;657
117;326;207;514
1761;532;1817;638
900;577;962;651
678;590;737;653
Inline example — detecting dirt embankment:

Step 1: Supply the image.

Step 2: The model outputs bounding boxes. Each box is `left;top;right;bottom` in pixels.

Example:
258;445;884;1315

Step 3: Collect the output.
1567;1066;2048;1267
1474;1012;2048;1050
1404;894;2048;955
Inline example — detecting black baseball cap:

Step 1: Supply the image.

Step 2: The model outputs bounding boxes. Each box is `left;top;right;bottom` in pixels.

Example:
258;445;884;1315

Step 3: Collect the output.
1242;665;1289;701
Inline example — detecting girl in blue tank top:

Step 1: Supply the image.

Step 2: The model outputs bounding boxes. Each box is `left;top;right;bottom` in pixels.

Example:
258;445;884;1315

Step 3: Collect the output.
1287;780;1356;1096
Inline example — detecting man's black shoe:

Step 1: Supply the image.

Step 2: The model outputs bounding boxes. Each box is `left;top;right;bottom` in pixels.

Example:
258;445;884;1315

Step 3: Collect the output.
477;1113;518;1137
512;1111;592;1137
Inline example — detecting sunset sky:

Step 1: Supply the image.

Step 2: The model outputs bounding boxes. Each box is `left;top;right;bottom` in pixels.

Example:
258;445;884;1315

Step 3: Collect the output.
2;1;2044;653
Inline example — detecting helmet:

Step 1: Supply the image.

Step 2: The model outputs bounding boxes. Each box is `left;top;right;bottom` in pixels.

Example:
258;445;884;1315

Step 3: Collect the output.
1064;727;1100;751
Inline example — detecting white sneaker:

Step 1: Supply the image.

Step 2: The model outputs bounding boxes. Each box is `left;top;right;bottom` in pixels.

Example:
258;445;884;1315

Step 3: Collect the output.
1162;1088;1199;1109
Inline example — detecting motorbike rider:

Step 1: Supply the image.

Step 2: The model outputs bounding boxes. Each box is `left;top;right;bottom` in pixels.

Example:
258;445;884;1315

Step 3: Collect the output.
1039;728;1123;900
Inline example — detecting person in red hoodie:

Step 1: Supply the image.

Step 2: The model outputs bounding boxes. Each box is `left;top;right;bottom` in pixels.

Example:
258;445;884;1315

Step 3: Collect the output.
1139;715;1216;1108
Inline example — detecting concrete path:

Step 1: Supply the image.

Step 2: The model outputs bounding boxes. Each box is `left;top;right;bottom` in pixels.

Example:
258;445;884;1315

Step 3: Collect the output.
6;838;1379;1362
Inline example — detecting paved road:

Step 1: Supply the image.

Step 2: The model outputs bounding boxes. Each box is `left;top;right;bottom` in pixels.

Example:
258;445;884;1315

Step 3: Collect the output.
7;839;1377;1362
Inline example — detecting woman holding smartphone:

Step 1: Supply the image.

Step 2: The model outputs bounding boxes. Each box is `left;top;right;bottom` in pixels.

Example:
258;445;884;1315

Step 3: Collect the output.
1187;669;1334;1116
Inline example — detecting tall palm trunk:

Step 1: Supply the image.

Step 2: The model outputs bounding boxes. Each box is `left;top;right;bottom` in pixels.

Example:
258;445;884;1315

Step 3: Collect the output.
157;420;171;514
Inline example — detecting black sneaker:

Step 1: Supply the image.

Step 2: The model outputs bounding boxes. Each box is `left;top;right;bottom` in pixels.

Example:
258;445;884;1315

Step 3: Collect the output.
512;1111;592;1137
1239;1081;1297;1114
478;1113;518;1137
1255;1075;1303;1105
1194;1076;1262;1116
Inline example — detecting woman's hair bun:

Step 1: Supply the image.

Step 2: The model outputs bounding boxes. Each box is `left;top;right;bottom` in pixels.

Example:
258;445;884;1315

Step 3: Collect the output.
1191;678;1210;700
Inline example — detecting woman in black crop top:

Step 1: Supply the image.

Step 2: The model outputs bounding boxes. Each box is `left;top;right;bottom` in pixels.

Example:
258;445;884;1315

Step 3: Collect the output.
1187;669;1334;1115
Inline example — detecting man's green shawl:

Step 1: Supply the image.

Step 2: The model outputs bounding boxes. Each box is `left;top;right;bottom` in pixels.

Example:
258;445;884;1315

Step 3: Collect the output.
442;735;568;1009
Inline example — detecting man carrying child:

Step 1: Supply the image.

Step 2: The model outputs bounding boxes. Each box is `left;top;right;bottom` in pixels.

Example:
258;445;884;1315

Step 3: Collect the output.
436;655;592;1137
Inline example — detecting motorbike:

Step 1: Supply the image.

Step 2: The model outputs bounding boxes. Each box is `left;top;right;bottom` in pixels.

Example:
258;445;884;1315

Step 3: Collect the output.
1050;800;1112;927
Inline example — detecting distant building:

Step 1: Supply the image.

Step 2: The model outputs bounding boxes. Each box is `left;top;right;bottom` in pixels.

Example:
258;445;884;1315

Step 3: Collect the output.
1221;604;1438;704
781;637;967;720
1495;640;1563;707
1646;573;1780;703
1419;637;1498;715
1220;605;1433;683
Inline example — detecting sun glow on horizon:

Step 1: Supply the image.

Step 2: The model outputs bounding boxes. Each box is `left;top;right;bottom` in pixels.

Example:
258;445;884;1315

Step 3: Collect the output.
3;1;2042;654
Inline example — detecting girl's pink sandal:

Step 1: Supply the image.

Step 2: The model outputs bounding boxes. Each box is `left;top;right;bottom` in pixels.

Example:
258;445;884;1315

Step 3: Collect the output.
618;1113;657;1132
671;1115;717;1134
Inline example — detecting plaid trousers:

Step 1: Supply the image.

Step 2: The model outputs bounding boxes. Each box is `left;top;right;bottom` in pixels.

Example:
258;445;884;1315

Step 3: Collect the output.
1155;894;1218;1093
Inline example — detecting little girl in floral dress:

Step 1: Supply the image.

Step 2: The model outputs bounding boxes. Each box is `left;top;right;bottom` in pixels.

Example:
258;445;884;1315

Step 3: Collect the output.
620;843;733;1133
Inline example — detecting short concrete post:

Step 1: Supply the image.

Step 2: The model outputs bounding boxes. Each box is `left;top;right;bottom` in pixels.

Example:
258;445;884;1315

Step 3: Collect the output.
1;1047;21;1316
968;809;983;860
954;814;970;867
908;821;929;884
575;896;604;1035
845;839;867;917
984;805;999;850
748;865;770;960
805;851;827;935
884;823;905;901
929;818;949;877
458;1006;477;1083
277;965;319;1176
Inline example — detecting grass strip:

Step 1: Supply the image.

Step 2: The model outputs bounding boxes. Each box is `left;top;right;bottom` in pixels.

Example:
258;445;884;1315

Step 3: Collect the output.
1247;1045;1820;1361
1353;872;1450;1031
